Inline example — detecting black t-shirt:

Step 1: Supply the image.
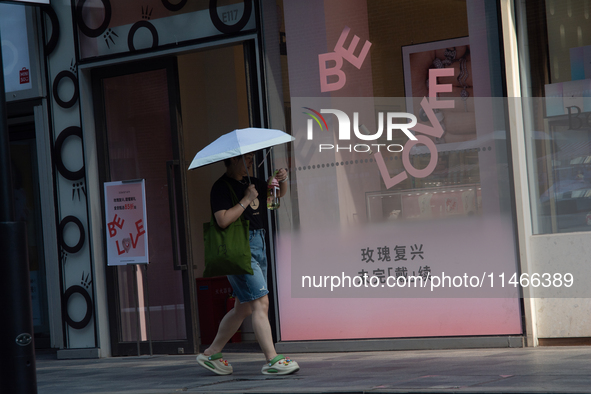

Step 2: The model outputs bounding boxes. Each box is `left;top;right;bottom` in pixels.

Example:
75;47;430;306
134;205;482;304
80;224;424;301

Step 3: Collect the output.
210;174;268;230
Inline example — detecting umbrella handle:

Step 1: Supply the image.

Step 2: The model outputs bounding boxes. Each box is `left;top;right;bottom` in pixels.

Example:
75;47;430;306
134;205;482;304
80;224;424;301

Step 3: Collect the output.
242;155;251;184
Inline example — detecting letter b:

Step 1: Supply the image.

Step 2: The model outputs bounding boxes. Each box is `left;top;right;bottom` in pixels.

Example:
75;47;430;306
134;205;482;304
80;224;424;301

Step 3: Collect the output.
319;52;346;92
108;222;117;238
567;106;583;130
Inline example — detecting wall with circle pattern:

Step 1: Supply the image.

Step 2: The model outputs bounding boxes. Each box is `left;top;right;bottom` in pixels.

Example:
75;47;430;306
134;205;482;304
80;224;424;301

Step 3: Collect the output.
41;0;256;352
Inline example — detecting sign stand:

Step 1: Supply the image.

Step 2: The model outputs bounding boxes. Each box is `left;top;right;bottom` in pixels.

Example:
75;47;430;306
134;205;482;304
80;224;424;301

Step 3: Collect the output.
104;179;152;356
142;264;153;356
131;264;153;357
131;266;141;357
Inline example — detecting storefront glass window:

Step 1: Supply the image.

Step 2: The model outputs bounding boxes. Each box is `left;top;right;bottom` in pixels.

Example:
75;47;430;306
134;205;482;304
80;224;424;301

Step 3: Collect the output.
270;0;522;341
519;0;591;234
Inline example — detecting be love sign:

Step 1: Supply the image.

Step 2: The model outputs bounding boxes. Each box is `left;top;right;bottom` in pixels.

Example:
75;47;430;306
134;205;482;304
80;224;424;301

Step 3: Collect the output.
104;180;149;266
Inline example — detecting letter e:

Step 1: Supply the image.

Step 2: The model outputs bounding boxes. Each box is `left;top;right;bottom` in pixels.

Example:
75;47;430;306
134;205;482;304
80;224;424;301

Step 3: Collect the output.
135;219;146;237
428;68;455;109
333;26;372;69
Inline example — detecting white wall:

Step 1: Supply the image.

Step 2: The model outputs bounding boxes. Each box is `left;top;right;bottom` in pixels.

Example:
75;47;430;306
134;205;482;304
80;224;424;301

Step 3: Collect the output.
530;234;591;338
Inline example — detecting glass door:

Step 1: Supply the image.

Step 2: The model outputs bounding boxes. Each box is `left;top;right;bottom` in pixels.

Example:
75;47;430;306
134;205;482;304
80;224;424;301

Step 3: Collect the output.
95;40;266;354
94;58;194;355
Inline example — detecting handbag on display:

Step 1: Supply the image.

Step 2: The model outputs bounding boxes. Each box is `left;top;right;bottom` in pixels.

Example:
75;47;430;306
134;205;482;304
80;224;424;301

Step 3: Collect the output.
203;181;253;277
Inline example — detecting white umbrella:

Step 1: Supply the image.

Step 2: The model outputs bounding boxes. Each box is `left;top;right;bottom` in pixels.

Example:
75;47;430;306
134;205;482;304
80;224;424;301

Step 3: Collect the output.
188;127;295;170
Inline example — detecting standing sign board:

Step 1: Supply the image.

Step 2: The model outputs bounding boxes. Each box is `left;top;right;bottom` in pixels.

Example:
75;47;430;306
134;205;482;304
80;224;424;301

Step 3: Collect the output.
104;180;149;265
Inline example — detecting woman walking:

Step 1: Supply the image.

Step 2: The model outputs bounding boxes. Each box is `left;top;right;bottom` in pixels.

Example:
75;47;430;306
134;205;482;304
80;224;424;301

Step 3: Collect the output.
196;152;299;376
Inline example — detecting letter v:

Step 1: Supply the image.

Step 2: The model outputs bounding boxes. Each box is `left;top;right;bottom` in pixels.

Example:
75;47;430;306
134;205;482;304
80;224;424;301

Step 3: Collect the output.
130;232;139;249
411;97;452;138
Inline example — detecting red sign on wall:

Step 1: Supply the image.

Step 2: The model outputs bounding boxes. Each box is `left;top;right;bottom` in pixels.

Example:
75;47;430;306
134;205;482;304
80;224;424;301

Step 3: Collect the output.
19;67;29;84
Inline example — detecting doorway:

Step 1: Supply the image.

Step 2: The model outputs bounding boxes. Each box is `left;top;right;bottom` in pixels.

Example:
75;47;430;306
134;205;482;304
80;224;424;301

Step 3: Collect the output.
93;41;261;355
94;58;192;355
9;118;50;348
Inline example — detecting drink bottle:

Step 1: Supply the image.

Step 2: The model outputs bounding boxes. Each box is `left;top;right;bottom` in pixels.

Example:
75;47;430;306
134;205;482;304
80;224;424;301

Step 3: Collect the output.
267;170;280;210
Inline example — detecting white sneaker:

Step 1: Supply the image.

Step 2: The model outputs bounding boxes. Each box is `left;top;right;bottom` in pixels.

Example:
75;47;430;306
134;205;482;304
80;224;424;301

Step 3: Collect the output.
261;355;300;375
196;353;233;375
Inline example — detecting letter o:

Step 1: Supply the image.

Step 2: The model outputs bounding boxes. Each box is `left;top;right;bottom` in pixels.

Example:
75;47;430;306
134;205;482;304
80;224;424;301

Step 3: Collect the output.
387;144;404;153
353;276;363;287
453;276;463;287
369;276;380;287
402;135;438;178
354;144;370;152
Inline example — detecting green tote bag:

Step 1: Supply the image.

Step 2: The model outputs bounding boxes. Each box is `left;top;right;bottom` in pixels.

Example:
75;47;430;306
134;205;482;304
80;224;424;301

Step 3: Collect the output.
203;181;253;277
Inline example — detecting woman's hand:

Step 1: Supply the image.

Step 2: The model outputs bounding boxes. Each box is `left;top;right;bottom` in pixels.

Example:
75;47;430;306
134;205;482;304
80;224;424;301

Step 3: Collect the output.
214;184;259;229
275;168;288;183
244;184;258;203
274;168;289;198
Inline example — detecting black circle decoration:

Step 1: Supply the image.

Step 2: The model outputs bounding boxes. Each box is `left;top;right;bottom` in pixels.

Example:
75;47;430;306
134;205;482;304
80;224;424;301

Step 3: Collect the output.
127;21;159;52
59;215;85;254
63;285;93;330
52;71;79;109
41;5;60;57
161;0;188;12
76;0;112;38
209;0;252;34
54;126;85;181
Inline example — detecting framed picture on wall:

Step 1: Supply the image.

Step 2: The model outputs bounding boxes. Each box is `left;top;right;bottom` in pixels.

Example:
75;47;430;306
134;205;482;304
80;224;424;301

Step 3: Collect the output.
402;37;476;145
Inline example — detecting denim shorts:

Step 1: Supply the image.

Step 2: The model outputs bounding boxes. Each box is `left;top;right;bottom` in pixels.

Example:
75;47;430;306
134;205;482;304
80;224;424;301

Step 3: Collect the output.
226;228;269;303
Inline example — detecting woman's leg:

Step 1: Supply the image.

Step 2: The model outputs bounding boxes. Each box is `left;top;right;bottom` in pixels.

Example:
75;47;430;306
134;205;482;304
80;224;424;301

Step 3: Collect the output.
250;295;277;361
204;298;252;356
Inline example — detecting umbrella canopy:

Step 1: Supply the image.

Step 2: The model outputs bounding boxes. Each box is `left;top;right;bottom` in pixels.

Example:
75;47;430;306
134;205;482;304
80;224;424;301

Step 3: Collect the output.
188;127;295;170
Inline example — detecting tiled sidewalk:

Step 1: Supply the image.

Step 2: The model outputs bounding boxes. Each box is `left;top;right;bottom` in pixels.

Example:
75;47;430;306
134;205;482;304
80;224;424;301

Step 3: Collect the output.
35;347;591;393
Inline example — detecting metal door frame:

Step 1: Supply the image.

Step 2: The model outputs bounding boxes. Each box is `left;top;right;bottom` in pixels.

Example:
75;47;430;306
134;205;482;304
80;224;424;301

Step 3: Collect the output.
92;57;194;356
